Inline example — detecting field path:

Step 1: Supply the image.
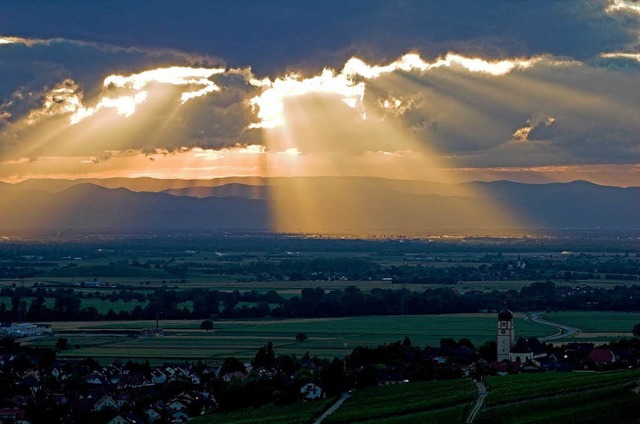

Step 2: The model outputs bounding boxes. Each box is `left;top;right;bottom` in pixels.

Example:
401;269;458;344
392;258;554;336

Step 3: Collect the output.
313;391;351;424
529;312;580;341
465;380;487;423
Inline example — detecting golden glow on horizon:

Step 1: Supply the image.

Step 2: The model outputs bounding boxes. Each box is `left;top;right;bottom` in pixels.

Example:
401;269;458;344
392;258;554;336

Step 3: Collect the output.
1;152;638;186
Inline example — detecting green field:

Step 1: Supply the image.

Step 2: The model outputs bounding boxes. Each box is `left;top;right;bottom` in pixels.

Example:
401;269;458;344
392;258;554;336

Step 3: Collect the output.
0;296;148;314
544;311;639;336
325;379;475;423
27;313;554;363
359;405;468;424
192;398;332;424
480;370;640;423
484;369;640;406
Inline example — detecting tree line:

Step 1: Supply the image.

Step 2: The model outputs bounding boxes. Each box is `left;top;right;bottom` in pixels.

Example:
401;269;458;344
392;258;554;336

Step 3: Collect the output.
0;281;639;322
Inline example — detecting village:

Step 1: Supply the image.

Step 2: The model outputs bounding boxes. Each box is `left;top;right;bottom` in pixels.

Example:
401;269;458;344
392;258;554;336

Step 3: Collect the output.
0;307;639;424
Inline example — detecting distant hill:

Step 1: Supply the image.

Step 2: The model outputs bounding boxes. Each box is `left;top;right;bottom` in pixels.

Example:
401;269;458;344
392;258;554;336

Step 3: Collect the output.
0;178;637;234
8;176;269;193
0;184;269;233
164;183;270;200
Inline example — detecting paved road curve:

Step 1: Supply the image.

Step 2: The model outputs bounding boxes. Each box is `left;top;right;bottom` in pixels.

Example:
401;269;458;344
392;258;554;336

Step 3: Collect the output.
313;391;351;424
466;380;488;423
529;312;580;341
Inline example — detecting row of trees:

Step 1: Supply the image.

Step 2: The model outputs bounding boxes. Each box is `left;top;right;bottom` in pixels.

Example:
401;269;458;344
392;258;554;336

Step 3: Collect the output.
1;281;639;322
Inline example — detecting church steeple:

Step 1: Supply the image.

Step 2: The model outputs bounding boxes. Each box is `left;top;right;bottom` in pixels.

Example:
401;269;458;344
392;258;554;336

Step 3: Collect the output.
497;302;515;362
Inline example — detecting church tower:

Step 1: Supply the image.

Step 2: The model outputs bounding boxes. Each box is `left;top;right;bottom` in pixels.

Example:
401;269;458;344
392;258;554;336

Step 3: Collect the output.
497;304;515;361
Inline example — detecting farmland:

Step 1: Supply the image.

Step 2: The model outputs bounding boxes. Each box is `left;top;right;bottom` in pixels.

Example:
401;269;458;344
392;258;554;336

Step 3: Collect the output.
484;369;640;406
324;379;475;423
479;370;640;423
26;313;554;363
543;311;639;341
192;398;332;424
190;370;640;424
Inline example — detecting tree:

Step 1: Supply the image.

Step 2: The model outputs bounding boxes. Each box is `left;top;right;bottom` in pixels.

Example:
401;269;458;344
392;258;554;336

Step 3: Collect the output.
478;341;497;362
220;356;246;376
200;319;214;331
633;323;640;337
296;332;308;343
402;336;412;349
252;342;276;368
56;337;68;350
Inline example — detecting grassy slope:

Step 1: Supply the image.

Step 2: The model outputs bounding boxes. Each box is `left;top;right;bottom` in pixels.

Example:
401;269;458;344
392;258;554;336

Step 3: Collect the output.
480;370;640;424
544;311;640;333
325;379;475;423
192;399;332;424
485;369;640;406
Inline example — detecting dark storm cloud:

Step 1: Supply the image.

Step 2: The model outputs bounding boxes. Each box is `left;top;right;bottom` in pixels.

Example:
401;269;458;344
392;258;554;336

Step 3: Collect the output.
0;0;636;74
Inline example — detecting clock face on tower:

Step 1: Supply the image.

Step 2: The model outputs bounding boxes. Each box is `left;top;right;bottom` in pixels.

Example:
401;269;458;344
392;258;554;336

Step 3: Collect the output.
501;329;506;334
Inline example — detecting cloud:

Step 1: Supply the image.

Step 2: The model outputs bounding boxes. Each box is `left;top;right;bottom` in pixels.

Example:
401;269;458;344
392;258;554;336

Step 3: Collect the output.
606;0;640;15
0;0;637;175
511;116;556;142
599;52;640;62
0;34;222;126
1;1;638;74
248;53;544;129
0;48;636;171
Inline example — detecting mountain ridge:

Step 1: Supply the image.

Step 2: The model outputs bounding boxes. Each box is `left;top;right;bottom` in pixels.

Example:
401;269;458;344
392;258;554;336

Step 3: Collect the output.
0;178;636;234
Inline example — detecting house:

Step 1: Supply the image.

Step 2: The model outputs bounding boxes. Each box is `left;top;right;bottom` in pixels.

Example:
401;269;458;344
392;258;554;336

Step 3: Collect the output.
146;408;161;422
22;376;42;396
509;337;547;363
0;408;26;422
300;383;323;400
587;348;616;364
172;411;189;422
114;393;130;408
521;359;544;372
85;372;106;385
118;372;150;388
377;373;409;386
167;400;187;412
141;328;164;337
151;369;167;384
93;395;118;411
51;393;68;405
107;415;134;424
11;395;29;407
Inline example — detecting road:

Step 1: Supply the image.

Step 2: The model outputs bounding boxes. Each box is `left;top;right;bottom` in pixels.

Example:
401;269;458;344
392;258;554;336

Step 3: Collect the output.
466;380;487;423
529;312;580;341
313;391;351;424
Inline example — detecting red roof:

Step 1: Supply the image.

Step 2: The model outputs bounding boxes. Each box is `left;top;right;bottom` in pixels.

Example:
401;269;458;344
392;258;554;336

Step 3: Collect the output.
587;348;615;363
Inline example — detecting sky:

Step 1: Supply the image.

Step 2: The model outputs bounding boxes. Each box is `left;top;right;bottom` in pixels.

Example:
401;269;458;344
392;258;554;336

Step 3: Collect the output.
0;0;638;186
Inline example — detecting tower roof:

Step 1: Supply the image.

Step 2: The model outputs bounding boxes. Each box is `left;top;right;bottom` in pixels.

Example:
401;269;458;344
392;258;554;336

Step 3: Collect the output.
498;304;513;321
